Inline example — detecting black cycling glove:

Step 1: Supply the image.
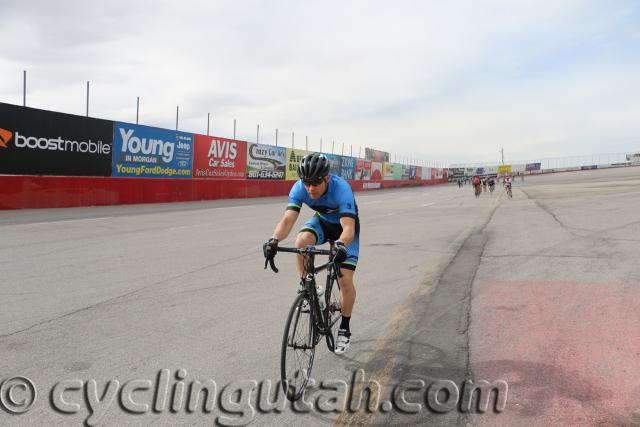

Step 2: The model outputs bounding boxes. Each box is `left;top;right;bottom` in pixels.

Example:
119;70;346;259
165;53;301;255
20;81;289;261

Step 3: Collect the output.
333;240;348;264
263;237;278;259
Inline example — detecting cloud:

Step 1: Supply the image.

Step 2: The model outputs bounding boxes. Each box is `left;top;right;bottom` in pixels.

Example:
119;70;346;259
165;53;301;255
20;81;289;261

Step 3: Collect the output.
0;0;638;165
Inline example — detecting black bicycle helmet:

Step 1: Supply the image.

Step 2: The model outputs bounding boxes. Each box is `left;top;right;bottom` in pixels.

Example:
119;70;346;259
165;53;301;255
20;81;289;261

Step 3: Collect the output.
297;152;330;180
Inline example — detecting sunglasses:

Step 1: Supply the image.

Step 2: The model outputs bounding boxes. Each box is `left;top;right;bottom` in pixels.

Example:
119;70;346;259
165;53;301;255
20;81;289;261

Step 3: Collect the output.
302;177;325;187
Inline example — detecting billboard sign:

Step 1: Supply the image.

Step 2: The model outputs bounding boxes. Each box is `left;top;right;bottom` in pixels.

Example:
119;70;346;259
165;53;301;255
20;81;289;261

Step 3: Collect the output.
285;148;310;180
340;156;356;180
113;122;193;178
323;153;342;176
497;164;512;174
246;143;286;179
0;102;113;176
402;164;411;180
193;135;247;179
356;159;372;180
422;167;431;180
383;163;393;180
392;163;403;180
371;161;383;180
364;148;390;162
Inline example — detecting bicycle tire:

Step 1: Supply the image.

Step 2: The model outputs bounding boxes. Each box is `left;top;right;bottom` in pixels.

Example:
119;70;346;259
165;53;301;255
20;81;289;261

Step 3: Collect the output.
281;292;316;401
324;275;342;352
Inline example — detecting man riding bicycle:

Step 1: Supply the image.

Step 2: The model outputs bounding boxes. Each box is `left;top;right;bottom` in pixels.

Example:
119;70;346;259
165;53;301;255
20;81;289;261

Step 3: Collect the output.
263;152;359;354
488;176;495;192
472;175;481;196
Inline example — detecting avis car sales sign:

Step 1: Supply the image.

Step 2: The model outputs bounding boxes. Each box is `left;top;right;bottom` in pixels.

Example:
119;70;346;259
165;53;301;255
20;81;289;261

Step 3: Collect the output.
193;135;247;179
113;122;193;178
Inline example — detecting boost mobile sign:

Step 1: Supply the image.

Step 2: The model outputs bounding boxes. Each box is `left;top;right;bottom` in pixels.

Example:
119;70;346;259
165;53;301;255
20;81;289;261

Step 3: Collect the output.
0;102;113;176
113;122;193;178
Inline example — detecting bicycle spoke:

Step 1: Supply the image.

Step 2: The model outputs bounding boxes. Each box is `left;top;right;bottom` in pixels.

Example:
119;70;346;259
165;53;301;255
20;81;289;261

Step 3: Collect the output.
281;294;315;401
325;275;342;352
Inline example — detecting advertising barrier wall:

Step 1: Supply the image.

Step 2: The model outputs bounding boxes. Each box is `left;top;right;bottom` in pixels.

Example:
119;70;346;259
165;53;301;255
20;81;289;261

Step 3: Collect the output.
0;102;113;176
0;176;449;209
0;103;453;210
193;135;247;179
113;122;193;178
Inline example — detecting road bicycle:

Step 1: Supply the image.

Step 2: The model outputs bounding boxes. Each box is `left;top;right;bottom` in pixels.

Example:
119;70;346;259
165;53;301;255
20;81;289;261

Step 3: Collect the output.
264;243;343;401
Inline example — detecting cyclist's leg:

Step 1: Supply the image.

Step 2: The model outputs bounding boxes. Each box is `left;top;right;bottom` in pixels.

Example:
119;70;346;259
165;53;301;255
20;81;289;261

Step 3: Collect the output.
338;269;356;317
295;216;324;279
338;234;359;317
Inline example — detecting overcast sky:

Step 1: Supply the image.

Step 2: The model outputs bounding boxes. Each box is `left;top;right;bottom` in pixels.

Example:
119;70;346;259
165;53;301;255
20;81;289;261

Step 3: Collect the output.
1;0;638;165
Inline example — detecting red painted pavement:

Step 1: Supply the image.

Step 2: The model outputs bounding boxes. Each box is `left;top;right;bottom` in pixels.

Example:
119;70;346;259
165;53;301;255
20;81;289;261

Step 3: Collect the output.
470;280;640;425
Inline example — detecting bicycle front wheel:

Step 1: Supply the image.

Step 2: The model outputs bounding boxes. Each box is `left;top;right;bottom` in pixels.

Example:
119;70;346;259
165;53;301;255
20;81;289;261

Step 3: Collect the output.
325;278;342;352
281;293;316;401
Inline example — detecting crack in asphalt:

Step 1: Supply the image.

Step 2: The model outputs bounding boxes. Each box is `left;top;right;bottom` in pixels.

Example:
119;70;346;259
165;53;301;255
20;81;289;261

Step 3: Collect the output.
0;251;258;339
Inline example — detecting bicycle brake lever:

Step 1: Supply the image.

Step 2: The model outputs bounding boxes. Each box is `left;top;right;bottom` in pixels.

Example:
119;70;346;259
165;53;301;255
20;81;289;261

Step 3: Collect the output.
269;257;279;273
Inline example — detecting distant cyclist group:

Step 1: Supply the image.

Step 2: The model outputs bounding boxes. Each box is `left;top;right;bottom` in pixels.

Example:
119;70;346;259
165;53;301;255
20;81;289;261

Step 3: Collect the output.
468;174;512;198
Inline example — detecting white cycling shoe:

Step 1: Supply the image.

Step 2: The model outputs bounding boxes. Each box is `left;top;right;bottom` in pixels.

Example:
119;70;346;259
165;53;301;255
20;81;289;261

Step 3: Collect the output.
334;329;351;354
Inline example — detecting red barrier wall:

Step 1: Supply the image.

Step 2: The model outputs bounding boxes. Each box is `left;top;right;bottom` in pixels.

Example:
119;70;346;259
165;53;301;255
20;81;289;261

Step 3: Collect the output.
0;175;448;210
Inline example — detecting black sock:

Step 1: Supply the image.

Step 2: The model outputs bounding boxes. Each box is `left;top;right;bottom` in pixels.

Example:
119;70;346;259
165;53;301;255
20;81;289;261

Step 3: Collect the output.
340;316;351;332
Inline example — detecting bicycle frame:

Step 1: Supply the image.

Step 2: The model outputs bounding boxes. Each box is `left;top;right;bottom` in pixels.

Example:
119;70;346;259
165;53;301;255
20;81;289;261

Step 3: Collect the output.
266;245;342;337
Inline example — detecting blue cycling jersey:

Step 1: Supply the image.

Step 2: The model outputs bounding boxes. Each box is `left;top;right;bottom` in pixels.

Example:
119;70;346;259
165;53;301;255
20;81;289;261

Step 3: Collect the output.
286;174;359;226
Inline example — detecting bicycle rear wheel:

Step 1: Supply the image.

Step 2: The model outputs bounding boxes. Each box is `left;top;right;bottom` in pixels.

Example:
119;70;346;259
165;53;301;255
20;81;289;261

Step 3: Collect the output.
281;293;316;401
325;277;342;352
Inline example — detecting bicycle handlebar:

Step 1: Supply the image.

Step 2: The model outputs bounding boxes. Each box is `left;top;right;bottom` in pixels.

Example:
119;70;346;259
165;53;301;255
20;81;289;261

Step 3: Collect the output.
264;245;343;277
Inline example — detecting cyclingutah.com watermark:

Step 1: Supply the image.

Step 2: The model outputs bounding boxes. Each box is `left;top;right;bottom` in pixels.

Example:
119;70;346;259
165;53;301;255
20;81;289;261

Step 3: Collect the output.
0;369;508;426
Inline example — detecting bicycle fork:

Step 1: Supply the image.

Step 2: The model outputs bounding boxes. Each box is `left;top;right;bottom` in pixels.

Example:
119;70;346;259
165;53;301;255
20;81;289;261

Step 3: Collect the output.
304;273;330;336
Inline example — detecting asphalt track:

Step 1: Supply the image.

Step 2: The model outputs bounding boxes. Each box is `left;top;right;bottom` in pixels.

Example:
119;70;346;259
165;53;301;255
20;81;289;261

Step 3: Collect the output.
1;166;639;426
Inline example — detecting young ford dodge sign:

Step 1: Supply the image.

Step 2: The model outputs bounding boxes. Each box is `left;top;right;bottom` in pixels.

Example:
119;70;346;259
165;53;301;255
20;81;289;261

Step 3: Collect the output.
113;122;193;178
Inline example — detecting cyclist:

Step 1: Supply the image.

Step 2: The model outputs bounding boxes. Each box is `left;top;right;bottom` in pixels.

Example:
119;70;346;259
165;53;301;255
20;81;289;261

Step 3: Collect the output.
471;175;481;196
488;176;495;193
504;175;512;193
263;153;359;354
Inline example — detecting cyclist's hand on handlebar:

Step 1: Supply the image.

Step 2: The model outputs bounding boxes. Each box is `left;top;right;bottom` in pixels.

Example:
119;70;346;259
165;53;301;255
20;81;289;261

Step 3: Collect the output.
263;237;278;259
332;240;348;264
